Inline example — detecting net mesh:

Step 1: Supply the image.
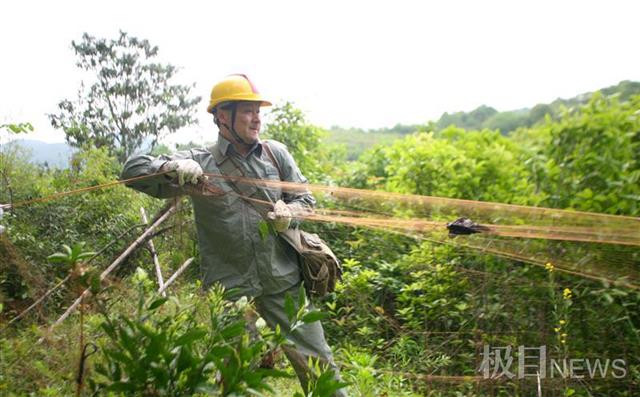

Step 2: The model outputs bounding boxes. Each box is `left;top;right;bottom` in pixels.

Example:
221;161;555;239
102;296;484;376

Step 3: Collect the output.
208;174;640;288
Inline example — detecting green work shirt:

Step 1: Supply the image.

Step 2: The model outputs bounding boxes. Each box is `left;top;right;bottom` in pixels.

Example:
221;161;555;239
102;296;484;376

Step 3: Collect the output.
121;135;315;297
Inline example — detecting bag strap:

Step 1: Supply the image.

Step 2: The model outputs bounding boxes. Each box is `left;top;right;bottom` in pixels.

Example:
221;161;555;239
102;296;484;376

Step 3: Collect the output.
261;140;284;181
209;141;275;219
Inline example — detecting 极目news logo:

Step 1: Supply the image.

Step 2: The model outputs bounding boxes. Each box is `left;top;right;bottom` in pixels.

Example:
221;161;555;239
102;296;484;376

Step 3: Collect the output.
479;345;627;379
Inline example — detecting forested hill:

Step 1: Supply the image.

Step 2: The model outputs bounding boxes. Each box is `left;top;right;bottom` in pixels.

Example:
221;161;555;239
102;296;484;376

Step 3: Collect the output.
434;80;640;133
328;80;640;159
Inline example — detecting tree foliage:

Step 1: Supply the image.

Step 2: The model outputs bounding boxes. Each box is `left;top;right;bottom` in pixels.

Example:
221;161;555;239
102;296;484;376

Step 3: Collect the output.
1;123;36;208
542;93;640;215
435;105;498;131
482;110;529;134
347;127;542;205
263;102;346;183
49;31;201;163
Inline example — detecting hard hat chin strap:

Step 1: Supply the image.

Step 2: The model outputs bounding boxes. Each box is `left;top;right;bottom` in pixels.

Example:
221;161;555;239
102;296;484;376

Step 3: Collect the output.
218;103;253;147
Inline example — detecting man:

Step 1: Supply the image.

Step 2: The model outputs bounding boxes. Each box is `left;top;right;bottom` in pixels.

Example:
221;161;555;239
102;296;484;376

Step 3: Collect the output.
121;74;346;395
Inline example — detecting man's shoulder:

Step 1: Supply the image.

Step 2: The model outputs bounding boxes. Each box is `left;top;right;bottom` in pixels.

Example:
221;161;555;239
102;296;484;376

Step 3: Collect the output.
161;147;211;157
190;147;213;155
188;147;215;158
163;147;214;164
261;139;289;155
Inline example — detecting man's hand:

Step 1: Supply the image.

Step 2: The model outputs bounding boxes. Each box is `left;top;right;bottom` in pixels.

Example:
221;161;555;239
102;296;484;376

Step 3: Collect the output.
268;200;292;232
163;159;203;186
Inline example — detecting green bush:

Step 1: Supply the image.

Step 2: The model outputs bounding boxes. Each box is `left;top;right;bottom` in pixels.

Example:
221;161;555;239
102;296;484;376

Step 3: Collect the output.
541;94;640;215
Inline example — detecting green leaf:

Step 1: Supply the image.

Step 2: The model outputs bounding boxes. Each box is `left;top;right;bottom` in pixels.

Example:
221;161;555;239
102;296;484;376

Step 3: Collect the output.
284;293;295;322
147;297;168;311
258;220;270;241
100;322;116;339
105;350;132;367
118;321;138;356
301;311;329;324
137;323;156;339
146;337;164;363
220;321;245;340
208;345;233;360
106;381;136;392
78;251;97;260
297;284;306;312
47;253;70;263
175;329;207;346
3;122;33;134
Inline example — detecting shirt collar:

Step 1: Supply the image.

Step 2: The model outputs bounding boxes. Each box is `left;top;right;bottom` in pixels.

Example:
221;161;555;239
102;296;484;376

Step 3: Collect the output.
217;133;232;157
216;134;263;159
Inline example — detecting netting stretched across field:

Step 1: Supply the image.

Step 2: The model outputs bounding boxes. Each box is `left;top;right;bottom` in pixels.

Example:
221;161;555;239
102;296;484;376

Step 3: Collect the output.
207;174;640;289
2;171;638;288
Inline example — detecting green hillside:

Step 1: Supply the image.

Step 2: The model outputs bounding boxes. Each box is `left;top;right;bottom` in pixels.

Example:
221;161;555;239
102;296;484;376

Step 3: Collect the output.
328;80;640;159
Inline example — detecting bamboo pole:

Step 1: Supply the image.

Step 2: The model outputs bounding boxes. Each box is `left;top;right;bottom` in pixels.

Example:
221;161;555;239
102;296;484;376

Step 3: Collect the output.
3;224;149;330
4;274;71;328
47;202;178;332
158;257;194;295
140;207;166;296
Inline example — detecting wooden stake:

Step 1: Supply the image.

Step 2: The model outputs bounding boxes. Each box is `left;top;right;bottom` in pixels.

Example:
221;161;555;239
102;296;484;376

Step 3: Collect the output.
46;202;178;333
140;207;166;296
158;257;194;295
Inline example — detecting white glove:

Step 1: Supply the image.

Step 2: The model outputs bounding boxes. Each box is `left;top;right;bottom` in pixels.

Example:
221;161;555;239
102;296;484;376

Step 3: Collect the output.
268;200;292;232
163;159;203;186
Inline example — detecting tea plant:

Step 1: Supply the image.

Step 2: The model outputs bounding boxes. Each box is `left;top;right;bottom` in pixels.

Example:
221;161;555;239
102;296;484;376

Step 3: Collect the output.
89;272;340;396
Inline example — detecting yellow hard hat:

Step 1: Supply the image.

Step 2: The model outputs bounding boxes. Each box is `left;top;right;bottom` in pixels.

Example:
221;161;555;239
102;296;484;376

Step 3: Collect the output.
207;74;272;113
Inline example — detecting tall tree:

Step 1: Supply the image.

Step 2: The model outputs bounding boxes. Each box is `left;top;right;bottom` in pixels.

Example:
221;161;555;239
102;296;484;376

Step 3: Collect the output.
49;31;201;163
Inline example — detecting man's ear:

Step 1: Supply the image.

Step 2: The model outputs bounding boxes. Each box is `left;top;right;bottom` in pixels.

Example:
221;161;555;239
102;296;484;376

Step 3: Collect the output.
216;108;229;125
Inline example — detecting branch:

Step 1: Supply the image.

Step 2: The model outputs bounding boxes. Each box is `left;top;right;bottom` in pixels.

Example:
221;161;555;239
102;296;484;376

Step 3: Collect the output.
3;274;71;329
43;203;178;336
157;257;194;295
99;76;128;145
146;219;193;240
140;207;165;296
1;223;147;330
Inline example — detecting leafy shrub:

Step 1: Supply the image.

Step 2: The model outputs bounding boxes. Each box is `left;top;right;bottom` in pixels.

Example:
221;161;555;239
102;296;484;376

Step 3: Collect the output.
541;94;640;215
91;272;340;396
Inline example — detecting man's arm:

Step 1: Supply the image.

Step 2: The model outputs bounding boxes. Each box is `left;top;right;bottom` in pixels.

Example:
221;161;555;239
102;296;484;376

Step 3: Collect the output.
121;151;200;199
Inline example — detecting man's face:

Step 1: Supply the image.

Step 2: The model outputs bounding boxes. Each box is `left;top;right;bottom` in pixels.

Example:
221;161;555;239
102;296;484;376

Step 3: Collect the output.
219;101;262;144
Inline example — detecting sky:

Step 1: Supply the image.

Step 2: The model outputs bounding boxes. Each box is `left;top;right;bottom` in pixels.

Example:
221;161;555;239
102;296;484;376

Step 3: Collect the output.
1;0;639;144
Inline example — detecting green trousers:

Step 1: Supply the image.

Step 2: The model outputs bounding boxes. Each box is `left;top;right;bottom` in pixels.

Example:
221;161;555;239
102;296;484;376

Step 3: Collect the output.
253;284;348;396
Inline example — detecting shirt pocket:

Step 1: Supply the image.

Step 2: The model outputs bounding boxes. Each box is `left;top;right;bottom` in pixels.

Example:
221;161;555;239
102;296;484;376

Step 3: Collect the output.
227;167;258;199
